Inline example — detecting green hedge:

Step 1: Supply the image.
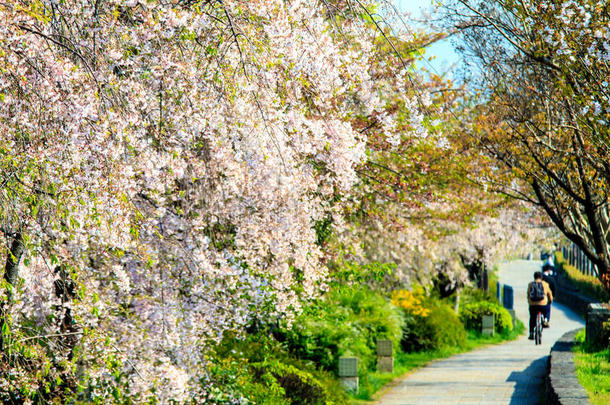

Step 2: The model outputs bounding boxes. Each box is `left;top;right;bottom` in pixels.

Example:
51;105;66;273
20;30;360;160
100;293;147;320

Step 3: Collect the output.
208;333;348;405
459;297;513;333
555;251;609;302
401;302;466;352
284;285;403;375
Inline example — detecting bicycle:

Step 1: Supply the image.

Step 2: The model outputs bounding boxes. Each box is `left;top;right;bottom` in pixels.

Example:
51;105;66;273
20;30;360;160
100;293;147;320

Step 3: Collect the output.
534;311;543;345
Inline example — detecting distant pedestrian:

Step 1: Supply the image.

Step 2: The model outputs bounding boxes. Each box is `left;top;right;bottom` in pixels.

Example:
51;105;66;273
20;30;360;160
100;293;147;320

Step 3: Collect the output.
542;266;556;326
545;254;554;271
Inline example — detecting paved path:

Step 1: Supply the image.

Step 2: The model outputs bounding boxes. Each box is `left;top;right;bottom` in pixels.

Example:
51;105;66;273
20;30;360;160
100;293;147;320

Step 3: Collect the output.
376;259;584;405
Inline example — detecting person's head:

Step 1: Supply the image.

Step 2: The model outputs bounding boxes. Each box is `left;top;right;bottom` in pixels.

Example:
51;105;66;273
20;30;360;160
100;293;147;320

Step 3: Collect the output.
534;271;542;280
543;266;551;274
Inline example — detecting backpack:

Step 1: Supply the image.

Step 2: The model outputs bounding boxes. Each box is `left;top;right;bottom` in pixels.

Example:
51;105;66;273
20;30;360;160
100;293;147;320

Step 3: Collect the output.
529;282;545;301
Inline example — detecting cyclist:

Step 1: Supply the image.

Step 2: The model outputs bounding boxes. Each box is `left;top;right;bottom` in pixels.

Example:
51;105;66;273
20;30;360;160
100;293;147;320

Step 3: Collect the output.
527;271;553;340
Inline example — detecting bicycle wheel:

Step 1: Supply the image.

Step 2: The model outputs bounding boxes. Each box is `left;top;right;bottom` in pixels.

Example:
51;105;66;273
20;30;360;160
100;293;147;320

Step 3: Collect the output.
535;313;542;345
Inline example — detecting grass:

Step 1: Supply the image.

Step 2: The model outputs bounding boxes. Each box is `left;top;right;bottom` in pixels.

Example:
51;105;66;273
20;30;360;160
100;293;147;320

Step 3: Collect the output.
573;329;610;405
555;252;609;302
464;319;525;347
350;319;525;403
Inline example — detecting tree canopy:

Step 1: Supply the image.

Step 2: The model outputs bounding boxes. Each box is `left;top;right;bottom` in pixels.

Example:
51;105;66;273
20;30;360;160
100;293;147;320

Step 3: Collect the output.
446;0;610;290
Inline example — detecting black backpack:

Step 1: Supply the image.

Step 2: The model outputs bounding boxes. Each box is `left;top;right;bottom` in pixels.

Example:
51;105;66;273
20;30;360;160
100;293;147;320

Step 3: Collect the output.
529;282;545;301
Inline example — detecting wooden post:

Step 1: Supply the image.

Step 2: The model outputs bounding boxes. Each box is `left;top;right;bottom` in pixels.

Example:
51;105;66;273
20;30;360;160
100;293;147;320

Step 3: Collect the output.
585;256;589;276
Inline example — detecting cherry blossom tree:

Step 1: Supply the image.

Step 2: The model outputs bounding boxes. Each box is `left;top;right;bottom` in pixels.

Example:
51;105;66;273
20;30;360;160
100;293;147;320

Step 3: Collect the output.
446;0;610;291
0;0;436;401
336;31;547;296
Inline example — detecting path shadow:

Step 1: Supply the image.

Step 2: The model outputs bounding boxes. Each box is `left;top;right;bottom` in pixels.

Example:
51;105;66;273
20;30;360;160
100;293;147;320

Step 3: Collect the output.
551;302;585;324
506;356;547;405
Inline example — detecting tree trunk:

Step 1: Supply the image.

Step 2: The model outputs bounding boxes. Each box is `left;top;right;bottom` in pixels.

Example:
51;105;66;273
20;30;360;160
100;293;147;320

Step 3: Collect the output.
1;232;25;351
4;232;25;302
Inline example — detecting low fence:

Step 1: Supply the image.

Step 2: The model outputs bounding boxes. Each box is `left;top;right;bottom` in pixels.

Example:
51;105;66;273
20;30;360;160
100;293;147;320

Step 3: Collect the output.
555;279;597;317
496;282;514;309
496;282;516;326
561;243;597;277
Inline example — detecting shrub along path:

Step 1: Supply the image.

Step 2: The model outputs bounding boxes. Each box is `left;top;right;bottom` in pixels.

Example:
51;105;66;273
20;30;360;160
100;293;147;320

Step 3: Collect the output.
375;259;585;405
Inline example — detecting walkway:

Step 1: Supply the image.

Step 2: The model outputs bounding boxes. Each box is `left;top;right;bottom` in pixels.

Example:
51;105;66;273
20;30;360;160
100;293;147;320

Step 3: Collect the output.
376;259;584;405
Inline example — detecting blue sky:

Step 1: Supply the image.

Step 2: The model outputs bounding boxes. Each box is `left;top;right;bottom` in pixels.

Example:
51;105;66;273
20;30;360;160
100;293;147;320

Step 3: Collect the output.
392;0;460;76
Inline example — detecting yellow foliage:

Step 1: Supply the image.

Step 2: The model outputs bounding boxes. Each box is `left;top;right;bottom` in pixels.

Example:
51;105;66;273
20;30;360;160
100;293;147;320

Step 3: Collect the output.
391;289;430;317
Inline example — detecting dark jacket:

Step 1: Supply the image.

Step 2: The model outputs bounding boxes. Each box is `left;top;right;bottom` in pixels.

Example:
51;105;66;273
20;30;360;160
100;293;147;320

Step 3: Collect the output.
542;273;556;297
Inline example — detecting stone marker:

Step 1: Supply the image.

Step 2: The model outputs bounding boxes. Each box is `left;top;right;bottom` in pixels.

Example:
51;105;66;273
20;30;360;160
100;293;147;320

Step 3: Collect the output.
482;314;494;336
377;339;393;373
497;282;502;303
586;303;610;347
338;357;358;393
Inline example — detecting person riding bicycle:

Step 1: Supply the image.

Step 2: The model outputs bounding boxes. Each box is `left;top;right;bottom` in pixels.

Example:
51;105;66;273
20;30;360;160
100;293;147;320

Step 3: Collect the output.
527;271;553;340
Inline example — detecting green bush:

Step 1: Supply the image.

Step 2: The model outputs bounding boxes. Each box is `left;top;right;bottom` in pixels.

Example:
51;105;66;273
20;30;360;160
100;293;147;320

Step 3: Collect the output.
205;356;286;405
400;299;466;352
459;300;513;332
207;333;347;404
460;286;493;305
252;360;341;405
284;284;403;375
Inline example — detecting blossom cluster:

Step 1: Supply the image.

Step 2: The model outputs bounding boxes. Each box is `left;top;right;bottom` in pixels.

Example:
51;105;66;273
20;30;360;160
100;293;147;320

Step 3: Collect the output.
352;199;554;290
